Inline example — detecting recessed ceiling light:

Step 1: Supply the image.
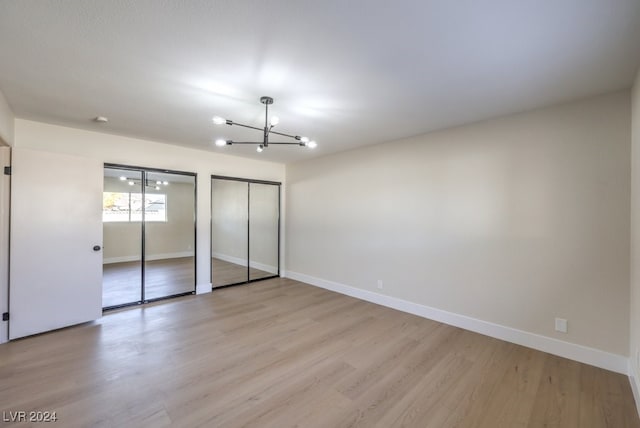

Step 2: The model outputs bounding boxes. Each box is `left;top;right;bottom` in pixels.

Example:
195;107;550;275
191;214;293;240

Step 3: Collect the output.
94;116;109;123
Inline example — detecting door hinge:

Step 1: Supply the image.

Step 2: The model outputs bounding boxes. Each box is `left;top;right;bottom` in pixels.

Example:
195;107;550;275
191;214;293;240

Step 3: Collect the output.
2;312;8;321
3;166;10;175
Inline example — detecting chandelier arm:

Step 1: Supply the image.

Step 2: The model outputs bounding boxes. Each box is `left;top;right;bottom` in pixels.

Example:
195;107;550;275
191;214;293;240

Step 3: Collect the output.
228;122;264;132
227;141;302;145
269;130;300;139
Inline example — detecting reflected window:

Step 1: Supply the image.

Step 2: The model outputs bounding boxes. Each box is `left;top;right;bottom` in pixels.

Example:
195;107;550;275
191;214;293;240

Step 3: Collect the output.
103;192;167;222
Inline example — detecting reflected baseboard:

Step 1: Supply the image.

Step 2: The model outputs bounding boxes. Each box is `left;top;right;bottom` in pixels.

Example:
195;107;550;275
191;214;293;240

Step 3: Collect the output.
104;251;194;264
212;252;278;274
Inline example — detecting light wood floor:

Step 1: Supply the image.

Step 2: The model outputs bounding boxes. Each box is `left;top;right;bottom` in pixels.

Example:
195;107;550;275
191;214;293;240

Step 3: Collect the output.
1;278;638;427
212;257;275;287
102;257;195;307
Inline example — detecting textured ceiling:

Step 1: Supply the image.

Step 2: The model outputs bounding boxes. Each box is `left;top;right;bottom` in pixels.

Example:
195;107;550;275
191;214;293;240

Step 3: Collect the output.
0;0;639;164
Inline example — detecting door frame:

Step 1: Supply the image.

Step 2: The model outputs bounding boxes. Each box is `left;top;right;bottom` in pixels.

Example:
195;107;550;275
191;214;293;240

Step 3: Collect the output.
0;146;10;344
210;174;281;290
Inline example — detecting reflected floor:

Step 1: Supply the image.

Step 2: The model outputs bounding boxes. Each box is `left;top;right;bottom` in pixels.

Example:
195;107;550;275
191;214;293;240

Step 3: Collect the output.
212;257;276;287
102;257;195;308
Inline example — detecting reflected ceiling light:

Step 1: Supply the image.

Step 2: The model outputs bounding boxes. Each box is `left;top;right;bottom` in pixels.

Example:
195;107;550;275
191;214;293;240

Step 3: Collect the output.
212;96;317;152
120;177;169;189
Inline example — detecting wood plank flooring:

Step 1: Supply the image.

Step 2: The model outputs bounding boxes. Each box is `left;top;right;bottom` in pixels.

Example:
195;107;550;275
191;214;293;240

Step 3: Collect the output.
1;278;638;427
102;257;195;307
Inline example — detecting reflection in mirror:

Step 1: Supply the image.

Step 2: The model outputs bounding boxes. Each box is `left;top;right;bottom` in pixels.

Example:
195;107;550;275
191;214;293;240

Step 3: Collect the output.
249;183;279;281
211;179;248;287
144;172;196;300
102;167;143;308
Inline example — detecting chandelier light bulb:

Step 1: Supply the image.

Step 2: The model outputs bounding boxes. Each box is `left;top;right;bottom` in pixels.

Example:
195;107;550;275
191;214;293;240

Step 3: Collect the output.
119;176;127;181
212;116;226;125
300;136;309;143
215;139;227;147
163;181;169;185
155;186;160;190
257;145;264;153
270;116;280;126
156;180;162;185
307;141;317;149
128;181;135;186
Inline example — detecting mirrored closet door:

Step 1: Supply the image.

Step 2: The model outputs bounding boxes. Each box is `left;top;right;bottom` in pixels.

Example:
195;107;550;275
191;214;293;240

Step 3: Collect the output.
211;176;280;288
102;165;197;310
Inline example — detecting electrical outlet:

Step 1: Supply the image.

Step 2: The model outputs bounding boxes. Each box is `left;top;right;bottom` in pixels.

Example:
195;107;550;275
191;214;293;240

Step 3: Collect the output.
555;318;568;333
377;280;383;290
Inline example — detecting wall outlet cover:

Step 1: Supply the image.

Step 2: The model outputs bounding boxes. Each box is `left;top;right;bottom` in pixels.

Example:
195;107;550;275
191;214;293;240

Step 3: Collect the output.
555;318;568;333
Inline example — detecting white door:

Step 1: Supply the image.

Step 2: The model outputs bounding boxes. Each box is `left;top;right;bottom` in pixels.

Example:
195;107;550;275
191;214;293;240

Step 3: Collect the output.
9;148;103;339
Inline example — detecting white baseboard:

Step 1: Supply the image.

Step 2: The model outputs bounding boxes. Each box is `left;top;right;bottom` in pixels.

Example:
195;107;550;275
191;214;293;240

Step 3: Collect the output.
103;251;194;264
212;252;278;274
285;270;628;375
196;283;212;295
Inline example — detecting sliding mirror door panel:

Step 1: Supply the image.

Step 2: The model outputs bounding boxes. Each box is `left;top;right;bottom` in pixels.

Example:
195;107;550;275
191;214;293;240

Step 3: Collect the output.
144;172;196;301
249;183;280;281
102;167;143;308
211;179;249;287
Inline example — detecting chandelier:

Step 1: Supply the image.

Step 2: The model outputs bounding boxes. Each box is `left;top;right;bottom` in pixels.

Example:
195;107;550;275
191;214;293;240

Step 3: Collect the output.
212;96;317;153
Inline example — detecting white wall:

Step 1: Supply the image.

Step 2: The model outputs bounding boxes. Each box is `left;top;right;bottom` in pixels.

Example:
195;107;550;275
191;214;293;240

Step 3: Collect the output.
0;89;14;146
630;68;640;395
286;91;631;364
14;119;285;291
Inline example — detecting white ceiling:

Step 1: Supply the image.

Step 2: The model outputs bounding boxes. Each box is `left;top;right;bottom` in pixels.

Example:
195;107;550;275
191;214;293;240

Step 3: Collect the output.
0;1;639;164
